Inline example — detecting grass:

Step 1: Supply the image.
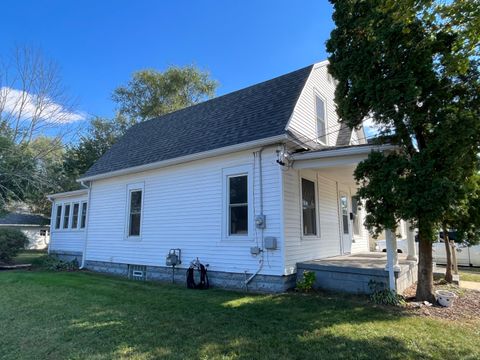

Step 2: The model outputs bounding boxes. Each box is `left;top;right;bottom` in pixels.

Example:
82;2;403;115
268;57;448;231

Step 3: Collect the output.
11;250;48;265
0;271;479;360
459;267;480;282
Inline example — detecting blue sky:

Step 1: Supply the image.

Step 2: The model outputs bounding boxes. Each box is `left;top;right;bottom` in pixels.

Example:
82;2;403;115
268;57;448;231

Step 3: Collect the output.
0;0;334;122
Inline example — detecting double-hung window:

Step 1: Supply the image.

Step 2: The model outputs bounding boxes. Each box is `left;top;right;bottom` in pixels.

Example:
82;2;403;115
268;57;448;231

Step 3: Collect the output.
63;204;71;229
301;178;318;236
223;166;252;240
80;202;88;229
315;94;327;144
72;203;80;229
228;175;248;235
55;205;62;229
126;183;144;238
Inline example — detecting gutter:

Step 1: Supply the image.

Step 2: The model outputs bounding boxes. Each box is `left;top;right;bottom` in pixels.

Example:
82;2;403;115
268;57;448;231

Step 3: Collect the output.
291;144;397;161
77;134;289;183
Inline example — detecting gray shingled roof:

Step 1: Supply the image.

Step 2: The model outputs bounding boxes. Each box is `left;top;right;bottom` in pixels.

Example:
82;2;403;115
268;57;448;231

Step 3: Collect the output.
336;123;353;146
0;213;49;226
82;65;313;179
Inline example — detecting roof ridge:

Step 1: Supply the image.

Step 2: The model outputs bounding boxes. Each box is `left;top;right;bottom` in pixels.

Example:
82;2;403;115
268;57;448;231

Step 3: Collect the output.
135;64;314;127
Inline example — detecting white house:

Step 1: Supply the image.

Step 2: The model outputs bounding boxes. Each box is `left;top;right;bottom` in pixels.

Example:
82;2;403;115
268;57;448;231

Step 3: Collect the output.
0;212;50;250
49;61;417;292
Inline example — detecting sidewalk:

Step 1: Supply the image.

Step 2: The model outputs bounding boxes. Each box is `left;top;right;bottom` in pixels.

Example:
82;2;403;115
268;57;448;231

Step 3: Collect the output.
460;281;480;291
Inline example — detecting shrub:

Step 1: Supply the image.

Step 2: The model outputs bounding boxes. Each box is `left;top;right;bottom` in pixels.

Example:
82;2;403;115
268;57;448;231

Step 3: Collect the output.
0;228;29;264
296;271;316;292
35;255;79;271
368;280;406;306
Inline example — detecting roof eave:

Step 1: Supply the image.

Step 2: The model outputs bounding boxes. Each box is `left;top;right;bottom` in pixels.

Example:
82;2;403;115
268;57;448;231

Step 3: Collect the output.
47;189;89;201
78;134;289;183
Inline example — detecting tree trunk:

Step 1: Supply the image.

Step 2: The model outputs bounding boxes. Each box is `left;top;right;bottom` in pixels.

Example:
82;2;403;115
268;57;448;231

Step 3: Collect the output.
451;241;458;274
443;224;453;283
415;224;435;302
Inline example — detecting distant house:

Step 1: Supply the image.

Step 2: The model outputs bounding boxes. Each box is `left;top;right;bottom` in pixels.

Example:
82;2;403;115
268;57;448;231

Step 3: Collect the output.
48;61;417;293
0;212;50;250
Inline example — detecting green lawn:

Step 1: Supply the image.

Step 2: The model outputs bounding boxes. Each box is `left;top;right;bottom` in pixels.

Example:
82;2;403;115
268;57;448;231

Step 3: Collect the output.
11;250;48;265
0;271;478;360
459;267;480;282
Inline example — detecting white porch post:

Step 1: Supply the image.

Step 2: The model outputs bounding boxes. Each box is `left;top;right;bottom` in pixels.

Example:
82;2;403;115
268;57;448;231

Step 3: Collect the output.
406;221;418;262
385;229;400;291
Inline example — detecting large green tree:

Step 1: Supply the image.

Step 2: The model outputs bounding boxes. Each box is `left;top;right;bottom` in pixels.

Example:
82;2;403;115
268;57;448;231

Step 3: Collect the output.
112;65;217;122
327;0;480;301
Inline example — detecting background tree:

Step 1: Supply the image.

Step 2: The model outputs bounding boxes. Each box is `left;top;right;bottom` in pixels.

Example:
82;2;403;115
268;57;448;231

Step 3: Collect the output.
63;114;136;184
112;65;217;122
327;0;480;301
0;46;82;215
63;66;218;182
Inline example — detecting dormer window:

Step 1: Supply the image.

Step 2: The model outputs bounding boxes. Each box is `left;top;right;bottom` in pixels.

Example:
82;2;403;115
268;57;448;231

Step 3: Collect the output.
315;95;327;144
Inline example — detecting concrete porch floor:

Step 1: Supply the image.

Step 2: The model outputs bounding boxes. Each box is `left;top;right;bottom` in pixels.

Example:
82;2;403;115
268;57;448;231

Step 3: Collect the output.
297;252;418;294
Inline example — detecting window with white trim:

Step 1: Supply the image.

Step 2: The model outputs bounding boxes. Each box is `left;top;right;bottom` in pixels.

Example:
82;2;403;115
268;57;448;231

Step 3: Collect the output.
228;175;248;235
126;183;144;238
55;205;62;229
301;178;318;236
315;95;327;144
352;196;361;236
80;202;87;229
63;204;71;229
72;203;80;229
223;165;252;240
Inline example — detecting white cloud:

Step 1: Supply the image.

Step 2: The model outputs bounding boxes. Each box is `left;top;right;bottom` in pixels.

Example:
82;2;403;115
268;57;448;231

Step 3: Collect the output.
0;87;85;124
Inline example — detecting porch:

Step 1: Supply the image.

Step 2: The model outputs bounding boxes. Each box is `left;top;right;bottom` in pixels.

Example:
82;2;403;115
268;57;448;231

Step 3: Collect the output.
290;144;418;294
297;252;418;294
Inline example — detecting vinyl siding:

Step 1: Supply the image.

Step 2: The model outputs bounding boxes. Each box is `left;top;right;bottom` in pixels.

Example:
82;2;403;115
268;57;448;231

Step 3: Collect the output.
286;63;344;146
85;147;284;276
283;168;343;275
49;194;88;253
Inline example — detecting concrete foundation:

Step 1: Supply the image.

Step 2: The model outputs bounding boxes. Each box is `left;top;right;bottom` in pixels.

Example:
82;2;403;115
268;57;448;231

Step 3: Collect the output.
297;253;418;294
85;260;296;293
49;250;83;264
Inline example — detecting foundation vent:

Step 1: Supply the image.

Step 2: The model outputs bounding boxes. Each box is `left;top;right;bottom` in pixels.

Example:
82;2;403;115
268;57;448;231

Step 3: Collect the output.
128;264;147;281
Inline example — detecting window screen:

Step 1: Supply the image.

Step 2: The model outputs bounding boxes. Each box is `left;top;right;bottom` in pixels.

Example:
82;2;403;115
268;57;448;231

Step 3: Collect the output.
129;190;142;236
302;178;317;236
228;175;248;235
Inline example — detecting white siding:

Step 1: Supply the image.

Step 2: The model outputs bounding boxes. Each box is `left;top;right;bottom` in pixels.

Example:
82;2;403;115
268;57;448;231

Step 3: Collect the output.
283;168;343;275
49;194;88;253
286;63;344;146
22;227;49;250
85;147;284;276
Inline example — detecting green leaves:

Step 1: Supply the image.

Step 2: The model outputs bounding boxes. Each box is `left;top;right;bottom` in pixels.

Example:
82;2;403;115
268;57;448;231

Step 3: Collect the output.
112;65;218;122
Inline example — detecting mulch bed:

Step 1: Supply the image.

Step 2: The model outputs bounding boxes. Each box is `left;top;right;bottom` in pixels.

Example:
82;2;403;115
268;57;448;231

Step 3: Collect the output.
402;282;480;321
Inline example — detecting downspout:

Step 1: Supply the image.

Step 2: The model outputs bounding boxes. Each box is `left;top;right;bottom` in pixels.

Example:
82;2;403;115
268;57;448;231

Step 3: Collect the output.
80;180;92;269
245;147;266;287
46;196;54;255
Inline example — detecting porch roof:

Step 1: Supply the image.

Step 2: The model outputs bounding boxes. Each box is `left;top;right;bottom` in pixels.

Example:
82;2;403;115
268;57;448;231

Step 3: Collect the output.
291;144;396;170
